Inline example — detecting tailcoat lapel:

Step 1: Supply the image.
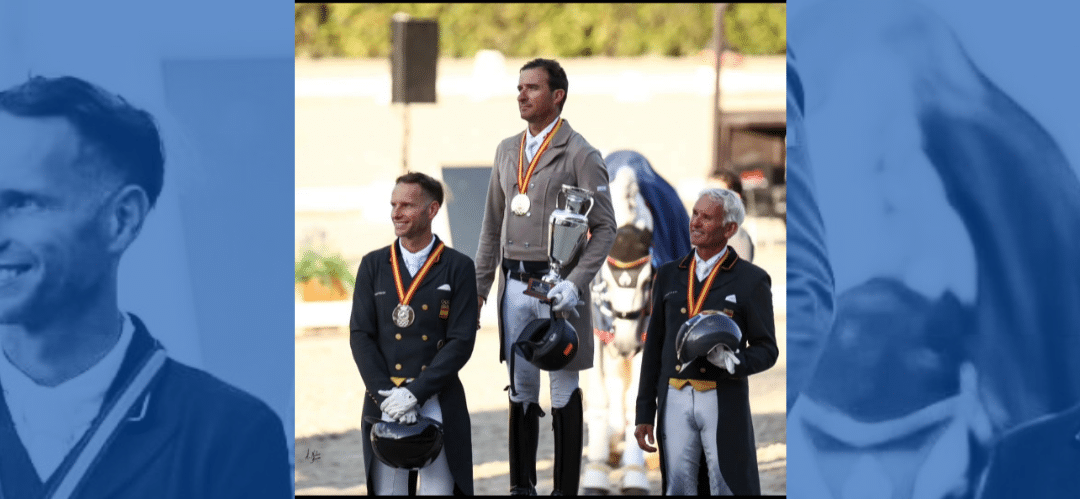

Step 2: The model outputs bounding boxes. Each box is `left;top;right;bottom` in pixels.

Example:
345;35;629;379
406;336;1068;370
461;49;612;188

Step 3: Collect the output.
0;385;44;498
63;315;177;499
530;119;571;175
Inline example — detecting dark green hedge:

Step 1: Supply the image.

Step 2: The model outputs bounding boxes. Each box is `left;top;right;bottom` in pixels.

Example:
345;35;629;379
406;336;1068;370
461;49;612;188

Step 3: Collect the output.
296;3;785;59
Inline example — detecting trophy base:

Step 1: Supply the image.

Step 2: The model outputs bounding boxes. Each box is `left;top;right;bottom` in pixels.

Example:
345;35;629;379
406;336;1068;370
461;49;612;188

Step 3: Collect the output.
523;278;553;301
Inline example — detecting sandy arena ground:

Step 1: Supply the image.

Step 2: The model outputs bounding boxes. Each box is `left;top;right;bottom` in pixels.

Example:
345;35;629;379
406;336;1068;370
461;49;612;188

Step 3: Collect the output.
295;231;786;496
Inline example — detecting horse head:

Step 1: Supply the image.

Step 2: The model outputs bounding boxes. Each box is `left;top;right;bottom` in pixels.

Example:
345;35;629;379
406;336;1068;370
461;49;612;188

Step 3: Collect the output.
594;225;654;357
609;167;653;232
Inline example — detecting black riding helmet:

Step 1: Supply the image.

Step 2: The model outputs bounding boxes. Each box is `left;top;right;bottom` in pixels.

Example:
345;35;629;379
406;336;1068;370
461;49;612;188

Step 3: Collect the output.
675;310;742;364
509;304;579;395
364;415;444;469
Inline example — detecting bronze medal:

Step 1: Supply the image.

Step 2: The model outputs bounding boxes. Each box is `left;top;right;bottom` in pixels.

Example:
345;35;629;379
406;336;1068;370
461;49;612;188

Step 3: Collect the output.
392;304;415;328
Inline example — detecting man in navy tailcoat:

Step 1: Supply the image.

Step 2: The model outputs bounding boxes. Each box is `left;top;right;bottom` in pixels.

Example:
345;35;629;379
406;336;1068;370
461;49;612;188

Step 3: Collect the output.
350;172;478;495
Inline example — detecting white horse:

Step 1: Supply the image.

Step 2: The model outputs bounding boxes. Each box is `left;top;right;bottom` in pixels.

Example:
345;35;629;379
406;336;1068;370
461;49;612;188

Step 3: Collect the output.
582;168;654;495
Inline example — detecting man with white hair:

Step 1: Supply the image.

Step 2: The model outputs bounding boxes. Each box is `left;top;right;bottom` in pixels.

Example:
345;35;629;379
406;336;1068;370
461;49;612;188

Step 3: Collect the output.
633;188;778;495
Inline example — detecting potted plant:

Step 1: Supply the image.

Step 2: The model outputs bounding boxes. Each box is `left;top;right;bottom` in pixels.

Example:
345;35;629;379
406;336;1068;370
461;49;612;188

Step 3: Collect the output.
295;249;355;302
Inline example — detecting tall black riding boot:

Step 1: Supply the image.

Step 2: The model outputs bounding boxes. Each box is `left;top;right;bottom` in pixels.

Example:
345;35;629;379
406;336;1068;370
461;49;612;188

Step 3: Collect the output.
551;388;584;496
510;400;544;495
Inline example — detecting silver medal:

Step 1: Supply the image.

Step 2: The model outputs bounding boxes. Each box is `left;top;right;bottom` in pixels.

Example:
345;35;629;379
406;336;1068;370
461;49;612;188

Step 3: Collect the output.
511;193;531;216
393;304;415;328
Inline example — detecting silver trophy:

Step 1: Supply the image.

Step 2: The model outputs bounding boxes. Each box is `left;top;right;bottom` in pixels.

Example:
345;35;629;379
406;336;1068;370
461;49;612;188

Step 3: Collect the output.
525;185;594;299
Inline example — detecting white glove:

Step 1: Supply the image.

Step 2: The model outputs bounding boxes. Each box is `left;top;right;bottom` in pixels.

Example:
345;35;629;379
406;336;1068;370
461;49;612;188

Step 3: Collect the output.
706;345;741;374
397;407;418;425
547;281;580;313
377;387;417;418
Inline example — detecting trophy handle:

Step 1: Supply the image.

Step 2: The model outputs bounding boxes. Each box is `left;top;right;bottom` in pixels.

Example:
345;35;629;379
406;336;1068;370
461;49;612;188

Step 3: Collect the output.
558;184;595;217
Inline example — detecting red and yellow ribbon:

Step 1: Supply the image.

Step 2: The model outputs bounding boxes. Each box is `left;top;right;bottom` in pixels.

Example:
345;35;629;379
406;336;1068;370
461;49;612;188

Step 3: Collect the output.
390;240;446;308
687;253;724;318
517;117;564;194
607;254;651;269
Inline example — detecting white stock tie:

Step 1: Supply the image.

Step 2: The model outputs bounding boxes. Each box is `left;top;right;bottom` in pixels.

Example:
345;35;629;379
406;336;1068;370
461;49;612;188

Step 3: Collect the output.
526;141;539;163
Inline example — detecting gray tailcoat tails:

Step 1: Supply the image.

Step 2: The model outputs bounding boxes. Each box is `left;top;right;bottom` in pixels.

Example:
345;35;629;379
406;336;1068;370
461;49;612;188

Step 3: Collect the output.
635;248;778;495
474;119;617;372
350;236;478;494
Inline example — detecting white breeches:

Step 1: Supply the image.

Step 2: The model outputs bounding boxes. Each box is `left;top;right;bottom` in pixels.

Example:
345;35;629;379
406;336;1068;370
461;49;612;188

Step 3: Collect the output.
662;385;732;495
503;277;579;409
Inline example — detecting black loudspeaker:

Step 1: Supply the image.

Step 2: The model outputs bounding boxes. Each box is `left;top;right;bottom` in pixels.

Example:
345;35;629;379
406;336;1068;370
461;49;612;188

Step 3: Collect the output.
390;18;439;104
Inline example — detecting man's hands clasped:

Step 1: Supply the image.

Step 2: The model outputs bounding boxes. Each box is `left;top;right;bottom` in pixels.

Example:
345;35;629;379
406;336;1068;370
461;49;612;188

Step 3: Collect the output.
378;387;418;423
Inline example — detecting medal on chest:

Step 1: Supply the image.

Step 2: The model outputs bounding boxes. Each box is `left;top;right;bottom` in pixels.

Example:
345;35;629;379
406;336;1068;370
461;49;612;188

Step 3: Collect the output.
392;304;415;328
511;193;531;216
513;118;563;216
390;240;446;328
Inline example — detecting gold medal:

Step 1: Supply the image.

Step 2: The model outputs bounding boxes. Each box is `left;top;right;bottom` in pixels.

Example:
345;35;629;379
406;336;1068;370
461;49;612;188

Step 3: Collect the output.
390;240;446;328
393;304;415;328
511;193;531;216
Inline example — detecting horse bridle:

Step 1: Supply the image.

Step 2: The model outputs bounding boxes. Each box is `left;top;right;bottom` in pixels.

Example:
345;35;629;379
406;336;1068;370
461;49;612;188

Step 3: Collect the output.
601;254;653;319
611;309;645;321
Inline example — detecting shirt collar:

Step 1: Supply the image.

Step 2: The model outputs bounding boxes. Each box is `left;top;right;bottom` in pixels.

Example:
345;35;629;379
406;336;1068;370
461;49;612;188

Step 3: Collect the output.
527;115;561;143
797;394;959;448
0;314;135;481
0;313;134;400
694;246;727;270
399;235;436;261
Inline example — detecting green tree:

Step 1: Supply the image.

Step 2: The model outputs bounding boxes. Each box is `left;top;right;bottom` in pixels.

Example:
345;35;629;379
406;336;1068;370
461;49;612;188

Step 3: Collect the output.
295;3;785;59
724;4;786;55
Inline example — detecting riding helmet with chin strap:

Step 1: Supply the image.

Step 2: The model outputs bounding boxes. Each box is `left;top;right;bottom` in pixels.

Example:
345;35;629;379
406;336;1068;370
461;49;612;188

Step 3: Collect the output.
509;305;579;395
675;310;742;364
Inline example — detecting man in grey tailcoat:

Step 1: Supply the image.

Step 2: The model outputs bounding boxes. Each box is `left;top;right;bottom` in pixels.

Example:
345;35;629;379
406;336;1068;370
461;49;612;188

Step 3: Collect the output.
475;58;616;495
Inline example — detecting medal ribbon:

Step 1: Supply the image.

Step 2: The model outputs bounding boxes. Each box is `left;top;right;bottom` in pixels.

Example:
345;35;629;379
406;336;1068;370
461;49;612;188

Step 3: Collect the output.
391;240;446;307
687;252;724;317
517;117;564;194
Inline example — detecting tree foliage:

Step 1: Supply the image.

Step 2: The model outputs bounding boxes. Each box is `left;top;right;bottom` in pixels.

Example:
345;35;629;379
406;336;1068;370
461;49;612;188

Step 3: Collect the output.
295;3;785;59
723;3;787;55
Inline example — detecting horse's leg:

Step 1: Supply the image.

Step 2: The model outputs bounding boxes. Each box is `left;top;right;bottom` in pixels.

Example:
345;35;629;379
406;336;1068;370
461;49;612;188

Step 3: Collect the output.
607;346;626;453
619;353;649;494
583;339;613;494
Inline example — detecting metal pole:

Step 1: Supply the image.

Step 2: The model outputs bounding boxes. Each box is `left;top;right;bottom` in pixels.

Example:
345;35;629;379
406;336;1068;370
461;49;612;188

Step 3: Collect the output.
402;102;410;174
711;3;728;176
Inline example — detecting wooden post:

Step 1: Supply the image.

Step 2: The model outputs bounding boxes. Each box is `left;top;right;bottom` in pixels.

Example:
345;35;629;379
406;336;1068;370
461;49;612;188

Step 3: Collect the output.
711;4;728;177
